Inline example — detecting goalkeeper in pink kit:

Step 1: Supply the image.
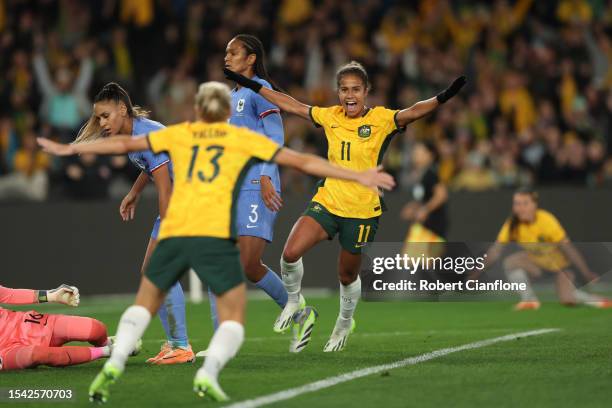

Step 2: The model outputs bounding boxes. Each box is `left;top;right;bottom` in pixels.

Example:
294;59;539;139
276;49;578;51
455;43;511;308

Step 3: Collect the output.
0;284;118;370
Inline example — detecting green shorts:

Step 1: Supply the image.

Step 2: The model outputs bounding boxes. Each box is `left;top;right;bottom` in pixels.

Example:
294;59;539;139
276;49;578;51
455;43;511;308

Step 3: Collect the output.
303;201;379;254
145;237;244;295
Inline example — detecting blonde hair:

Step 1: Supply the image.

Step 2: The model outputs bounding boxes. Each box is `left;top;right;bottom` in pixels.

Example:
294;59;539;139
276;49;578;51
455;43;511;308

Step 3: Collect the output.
195;81;231;122
73;82;149;144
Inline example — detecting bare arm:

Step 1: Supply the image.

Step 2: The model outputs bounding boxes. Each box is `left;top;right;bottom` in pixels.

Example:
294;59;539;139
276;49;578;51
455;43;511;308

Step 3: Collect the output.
273;148;395;193
130;171;150;195
258;87;311;120
151;164;172;219
224;68;311;119
38;135;149;156
396;97;440;127
559;240;599;282
396;76;467;127
422;183;448;214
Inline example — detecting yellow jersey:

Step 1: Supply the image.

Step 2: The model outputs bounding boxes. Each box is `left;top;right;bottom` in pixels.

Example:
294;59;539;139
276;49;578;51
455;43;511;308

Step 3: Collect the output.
147;122;281;240
496;209;570;270
309;105;403;218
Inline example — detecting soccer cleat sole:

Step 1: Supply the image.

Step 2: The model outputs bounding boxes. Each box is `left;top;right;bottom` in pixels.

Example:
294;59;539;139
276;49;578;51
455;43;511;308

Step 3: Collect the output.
193;372;229;402
289;306;318;353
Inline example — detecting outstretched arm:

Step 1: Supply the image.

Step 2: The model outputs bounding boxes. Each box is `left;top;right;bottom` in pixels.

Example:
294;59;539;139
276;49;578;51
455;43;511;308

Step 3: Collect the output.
38;135;149;156
224;68;311;119
559;240;599;282
273;148;395;193
396;76;467;127
0;285;79;307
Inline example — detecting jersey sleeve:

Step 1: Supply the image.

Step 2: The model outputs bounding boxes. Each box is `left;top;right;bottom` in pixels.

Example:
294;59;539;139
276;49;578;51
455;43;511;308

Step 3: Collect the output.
141;150;170;173
240;129;282;162
542;212;567;243
496;220;511;243
377;107;403;132
147;126;178;154
0;285;36;304
308;106;328;128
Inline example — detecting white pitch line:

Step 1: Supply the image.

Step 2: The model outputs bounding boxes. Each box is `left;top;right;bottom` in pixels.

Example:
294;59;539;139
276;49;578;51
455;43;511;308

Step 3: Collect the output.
140;328;517;345
225;328;560;408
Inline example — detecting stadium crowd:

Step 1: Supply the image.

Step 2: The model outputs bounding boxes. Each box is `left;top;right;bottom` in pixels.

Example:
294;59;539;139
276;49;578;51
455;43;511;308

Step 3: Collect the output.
1;0;612;201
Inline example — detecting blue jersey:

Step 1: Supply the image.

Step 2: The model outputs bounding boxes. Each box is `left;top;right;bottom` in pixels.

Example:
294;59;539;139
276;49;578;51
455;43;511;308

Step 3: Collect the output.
128;117;173;180
230;76;284;192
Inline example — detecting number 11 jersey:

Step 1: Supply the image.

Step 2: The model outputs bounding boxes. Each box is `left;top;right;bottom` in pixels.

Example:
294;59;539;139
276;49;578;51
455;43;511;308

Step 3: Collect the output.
308;106;403;219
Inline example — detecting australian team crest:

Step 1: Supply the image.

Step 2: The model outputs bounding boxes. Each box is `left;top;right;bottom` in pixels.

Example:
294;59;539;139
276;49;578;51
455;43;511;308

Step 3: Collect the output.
236;98;245;112
358;125;372;138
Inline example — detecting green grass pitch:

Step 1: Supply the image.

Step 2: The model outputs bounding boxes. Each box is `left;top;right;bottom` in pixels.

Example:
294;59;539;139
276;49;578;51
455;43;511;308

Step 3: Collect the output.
3;295;611;407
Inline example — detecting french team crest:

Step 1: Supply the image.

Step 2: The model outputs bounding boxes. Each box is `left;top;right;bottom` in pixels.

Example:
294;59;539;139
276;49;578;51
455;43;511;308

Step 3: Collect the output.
358;125;372;138
236;98;245;112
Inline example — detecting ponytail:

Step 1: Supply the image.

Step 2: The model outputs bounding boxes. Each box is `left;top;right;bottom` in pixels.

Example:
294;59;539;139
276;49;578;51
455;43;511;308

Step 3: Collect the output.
73;82;149;144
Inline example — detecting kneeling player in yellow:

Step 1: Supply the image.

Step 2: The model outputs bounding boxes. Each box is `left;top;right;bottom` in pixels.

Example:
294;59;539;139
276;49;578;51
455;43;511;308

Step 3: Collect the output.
225;61;465;352
38;81;395;403
483;187;611;310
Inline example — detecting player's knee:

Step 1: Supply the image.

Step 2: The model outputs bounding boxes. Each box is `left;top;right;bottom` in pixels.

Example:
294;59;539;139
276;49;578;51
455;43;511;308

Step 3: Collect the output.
243;259;265;281
338;269;358;286
90;319;108;346
282;246;301;263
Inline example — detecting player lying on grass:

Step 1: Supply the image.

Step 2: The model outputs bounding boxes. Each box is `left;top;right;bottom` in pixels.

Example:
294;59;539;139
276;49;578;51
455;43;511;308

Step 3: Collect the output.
38;81;395;403
480;187;611;310
1;284;121;370
224;61;465;352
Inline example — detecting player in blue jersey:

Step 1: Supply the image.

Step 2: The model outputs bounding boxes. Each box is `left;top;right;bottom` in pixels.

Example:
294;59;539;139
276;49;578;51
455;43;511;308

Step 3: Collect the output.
74;83;194;364
204;35;295;336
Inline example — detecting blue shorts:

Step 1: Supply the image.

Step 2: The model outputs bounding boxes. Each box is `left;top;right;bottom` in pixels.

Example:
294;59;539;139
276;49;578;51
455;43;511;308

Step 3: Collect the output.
236;190;278;242
151;216;161;240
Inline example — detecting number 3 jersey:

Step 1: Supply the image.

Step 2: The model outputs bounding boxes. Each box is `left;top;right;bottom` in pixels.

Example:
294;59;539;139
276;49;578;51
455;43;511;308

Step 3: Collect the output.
146;122;281;241
309;106;404;219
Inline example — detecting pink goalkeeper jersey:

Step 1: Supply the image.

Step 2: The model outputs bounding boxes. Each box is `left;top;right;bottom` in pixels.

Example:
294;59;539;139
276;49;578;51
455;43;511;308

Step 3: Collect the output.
0;286;51;350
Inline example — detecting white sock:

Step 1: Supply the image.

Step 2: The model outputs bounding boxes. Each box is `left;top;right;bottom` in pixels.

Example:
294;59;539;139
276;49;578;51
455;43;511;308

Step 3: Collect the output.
337;276;361;330
280;257;304;303
202;321;244;381
505;269;538;301
574;289;601;305
108;305;151;371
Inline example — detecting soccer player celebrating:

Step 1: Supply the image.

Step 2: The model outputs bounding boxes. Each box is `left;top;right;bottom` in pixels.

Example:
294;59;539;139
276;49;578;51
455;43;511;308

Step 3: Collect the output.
205;34;288;331
38;81;395;402
75;83;194;364
224;62;465;352
0;284;112;370
483;187;611;310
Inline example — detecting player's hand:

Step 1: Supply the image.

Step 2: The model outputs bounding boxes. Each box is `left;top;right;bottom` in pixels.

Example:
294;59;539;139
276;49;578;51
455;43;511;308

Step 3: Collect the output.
260;176;282;212
358;166;395;195
36;137;76;156
120;191;140;221
583;270;600;284
223;68;263;93
415;207;429;223
436;76;467;104
47;284;80;307
400;202;419;220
